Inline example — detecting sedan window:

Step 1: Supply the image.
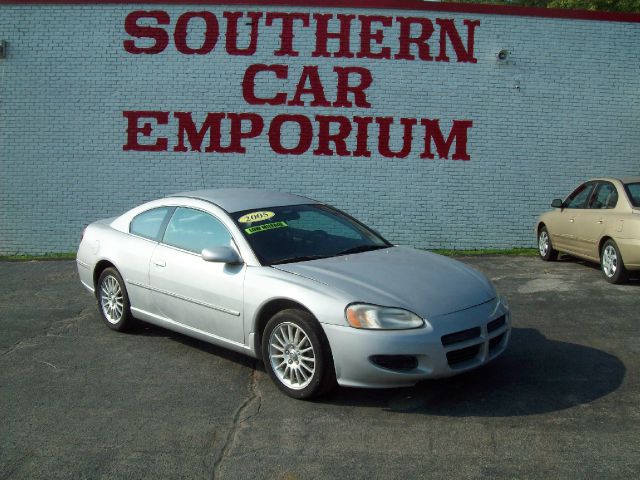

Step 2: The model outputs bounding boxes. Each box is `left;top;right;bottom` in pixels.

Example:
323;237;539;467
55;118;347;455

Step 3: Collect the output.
130;207;172;241
565;183;595;209
163;208;232;254
624;182;640;207
589;183;618;209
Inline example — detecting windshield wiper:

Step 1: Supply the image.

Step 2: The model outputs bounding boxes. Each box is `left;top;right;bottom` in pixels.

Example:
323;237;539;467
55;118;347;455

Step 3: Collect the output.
272;255;329;265
336;245;389;256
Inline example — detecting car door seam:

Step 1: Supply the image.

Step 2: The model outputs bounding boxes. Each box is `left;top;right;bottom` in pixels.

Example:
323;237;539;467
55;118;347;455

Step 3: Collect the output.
127;279;241;316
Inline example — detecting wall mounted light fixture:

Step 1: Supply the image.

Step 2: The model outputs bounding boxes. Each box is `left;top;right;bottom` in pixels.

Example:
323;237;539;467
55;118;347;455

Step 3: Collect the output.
496;49;510;62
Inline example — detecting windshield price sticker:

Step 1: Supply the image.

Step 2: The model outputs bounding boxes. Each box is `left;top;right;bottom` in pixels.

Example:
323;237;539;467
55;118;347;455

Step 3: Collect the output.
238;211;275;223
245;221;288;235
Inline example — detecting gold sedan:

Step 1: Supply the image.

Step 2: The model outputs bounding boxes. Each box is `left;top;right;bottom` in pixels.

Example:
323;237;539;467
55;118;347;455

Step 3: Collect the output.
536;177;640;283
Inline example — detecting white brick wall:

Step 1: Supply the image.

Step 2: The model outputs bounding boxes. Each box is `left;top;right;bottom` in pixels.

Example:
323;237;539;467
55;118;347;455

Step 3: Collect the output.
1;2;638;254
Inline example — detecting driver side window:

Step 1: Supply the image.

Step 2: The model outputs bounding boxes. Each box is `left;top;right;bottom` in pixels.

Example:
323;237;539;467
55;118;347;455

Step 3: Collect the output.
162;208;232;254
565;183;595;209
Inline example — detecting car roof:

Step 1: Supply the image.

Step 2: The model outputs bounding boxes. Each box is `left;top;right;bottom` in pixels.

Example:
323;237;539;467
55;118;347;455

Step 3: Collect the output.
586;177;640;185
619;176;640;184
168;188;320;213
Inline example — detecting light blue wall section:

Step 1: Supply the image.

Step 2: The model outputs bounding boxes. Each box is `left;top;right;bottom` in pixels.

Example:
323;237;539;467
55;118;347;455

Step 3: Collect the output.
1;4;639;254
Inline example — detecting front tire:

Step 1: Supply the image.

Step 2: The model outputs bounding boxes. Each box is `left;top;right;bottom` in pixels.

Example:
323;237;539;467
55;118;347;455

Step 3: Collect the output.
262;309;336;399
601;240;628;284
97;267;135;331
538;226;558;261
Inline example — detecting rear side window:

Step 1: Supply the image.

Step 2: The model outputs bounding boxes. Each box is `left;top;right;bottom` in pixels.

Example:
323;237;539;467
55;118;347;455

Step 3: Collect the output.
130;207;171;241
624;182;640;207
162;207;232;254
589;182;618;209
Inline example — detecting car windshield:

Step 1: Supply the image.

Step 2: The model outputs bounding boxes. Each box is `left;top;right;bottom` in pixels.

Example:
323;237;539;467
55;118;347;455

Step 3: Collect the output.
231;204;391;265
624;182;640;207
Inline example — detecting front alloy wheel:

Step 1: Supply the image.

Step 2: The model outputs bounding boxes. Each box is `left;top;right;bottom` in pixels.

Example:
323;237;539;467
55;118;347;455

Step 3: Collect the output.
262;309;336;399
269;322;316;390
538;226;558;261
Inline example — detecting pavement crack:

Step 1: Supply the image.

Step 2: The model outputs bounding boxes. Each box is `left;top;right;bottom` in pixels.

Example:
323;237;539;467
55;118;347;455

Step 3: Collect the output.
0;340;38;357
45;307;90;338
212;363;262;480
1;307;91;357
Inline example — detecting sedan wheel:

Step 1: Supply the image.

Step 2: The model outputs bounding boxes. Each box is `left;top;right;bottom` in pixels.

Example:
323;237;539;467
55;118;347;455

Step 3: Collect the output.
97;267;134;331
269;322;316;390
262;309;336;399
538;227;558;261
601;240;628;284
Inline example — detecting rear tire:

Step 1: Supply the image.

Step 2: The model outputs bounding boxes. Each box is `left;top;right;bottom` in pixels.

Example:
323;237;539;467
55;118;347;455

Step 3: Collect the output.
601;240;628;284
97;267;135;331
538;226;558;261
262;309;336;399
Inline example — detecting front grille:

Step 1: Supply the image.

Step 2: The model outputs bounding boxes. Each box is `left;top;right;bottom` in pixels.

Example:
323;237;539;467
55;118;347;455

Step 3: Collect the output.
441;327;481;346
446;344;481;366
441;314;508;368
489;333;505;351
487;315;506;333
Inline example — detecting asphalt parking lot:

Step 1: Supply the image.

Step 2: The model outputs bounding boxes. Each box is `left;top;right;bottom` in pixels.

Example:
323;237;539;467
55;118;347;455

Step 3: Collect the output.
1;256;639;479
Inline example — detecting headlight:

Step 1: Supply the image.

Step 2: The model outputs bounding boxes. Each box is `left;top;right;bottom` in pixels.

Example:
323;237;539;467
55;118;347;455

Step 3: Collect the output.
345;304;424;330
500;295;509;309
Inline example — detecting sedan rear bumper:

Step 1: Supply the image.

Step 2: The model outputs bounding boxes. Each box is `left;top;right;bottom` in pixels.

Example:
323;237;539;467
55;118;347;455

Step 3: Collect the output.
618;237;640;270
322;297;510;388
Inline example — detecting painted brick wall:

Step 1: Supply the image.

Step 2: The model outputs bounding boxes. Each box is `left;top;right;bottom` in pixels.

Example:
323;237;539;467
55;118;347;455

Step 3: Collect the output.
1;2;639;254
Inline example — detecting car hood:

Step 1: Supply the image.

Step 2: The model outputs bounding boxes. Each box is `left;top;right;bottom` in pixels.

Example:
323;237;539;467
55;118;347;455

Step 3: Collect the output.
272;246;496;318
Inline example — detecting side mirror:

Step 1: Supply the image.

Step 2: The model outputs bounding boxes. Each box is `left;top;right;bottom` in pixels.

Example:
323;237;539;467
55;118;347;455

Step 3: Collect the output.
201;246;243;265
551;199;563;209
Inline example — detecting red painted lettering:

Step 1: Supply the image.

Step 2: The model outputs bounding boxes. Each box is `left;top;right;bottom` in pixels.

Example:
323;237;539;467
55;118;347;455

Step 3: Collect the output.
174;112;224;152
312;14;355;59
123;111;169;151
333;67;372;108
357;15;392;60
242;64;288;106
268;115;313;155
287;66;330;107
227;113;264;153
353;116;373;157
421;119;473;160
395;17;434;61
377;117;416;158
314;115;352;156
174;11;219;55
123;11;170;54
265;12;310;57
435;19;479;63
224;12;262;56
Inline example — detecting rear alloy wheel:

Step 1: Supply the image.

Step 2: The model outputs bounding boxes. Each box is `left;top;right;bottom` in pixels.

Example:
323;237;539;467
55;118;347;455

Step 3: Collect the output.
97;267;135;331
601;240;628;284
262;309;336;399
538;226;558;261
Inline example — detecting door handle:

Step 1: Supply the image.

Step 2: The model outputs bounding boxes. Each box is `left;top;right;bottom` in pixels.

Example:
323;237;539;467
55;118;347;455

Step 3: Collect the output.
153;258;166;267
570;218;575;223
597;220;604;224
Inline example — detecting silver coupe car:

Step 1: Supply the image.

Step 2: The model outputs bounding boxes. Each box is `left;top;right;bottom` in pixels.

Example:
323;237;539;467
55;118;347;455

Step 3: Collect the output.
77;189;511;399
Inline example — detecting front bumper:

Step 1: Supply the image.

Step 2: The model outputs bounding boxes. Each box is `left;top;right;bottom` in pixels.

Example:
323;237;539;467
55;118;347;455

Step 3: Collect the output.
322;297;510;388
